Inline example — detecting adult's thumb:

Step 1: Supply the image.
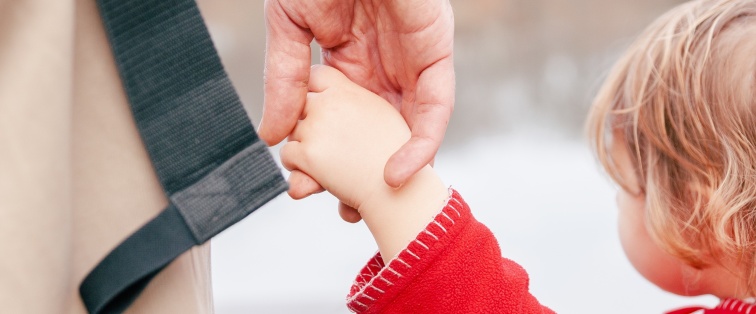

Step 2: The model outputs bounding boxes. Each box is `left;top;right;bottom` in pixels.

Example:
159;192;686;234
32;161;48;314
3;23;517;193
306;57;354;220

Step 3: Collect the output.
260;0;313;145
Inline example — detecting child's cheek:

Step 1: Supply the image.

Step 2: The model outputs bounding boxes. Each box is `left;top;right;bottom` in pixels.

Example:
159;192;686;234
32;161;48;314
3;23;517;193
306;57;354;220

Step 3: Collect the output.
617;191;692;296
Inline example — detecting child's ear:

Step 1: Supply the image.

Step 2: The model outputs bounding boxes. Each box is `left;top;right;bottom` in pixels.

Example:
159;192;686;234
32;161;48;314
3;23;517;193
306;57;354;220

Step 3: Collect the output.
308;64;349;92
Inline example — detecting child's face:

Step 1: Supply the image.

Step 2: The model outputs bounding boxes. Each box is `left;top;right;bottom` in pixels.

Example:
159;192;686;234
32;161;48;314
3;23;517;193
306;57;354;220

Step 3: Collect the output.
612;141;703;296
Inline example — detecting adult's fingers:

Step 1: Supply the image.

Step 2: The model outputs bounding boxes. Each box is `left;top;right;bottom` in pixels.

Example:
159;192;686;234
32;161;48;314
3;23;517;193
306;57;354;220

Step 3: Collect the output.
385;58;455;187
260;0;314;146
338;202;362;224
386;0;444;31
384;137;438;188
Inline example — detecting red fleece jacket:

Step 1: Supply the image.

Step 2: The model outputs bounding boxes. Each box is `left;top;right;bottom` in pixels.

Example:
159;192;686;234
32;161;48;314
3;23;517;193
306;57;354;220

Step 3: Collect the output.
667;299;756;314
346;189;554;314
345;189;755;314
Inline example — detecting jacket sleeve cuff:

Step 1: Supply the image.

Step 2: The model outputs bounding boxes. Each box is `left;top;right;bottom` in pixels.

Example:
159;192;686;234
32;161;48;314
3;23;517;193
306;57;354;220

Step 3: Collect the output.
346;188;472;313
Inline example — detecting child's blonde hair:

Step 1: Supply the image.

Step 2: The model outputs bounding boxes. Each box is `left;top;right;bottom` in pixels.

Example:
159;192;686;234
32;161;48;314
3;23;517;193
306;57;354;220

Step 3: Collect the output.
587;0;756;291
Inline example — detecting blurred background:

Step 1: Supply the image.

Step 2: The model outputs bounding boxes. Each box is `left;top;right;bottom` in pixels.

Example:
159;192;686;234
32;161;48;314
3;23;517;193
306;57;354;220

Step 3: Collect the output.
198;1;719;313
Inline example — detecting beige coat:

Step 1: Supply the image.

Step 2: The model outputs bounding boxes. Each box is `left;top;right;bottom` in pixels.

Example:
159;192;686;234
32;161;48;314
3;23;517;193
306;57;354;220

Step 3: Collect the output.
0;0;213;312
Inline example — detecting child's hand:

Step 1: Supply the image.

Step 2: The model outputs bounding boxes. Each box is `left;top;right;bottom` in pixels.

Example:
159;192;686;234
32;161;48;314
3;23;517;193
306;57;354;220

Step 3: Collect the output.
280;65;411;213
282;65;448;261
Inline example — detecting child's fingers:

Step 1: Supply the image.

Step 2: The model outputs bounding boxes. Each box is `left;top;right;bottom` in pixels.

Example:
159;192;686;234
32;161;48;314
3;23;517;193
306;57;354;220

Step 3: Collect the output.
281;141;325;199
287;120;304;142
308;64;347;93
280;140;305;172
300;92;318;121
288;119;310;143
338;202;362;224
287;170;325;199
302;65;348;120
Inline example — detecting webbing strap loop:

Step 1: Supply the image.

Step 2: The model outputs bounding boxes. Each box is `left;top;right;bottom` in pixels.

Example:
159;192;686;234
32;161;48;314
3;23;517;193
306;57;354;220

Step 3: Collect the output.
80;204;195;314
80;0;287;312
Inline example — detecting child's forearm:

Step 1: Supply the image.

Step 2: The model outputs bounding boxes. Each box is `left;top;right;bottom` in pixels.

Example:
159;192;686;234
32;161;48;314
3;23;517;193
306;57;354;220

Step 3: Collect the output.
358;165;449;264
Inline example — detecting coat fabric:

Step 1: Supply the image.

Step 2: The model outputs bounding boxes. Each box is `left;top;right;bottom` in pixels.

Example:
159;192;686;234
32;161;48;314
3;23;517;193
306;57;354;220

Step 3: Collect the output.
347;189;555;314
0;1;213;313
346;189;755;314
667;299;756;314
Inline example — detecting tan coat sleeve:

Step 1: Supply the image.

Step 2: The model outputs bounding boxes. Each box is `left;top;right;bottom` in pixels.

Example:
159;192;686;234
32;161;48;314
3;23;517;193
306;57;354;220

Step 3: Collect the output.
0;0;214;313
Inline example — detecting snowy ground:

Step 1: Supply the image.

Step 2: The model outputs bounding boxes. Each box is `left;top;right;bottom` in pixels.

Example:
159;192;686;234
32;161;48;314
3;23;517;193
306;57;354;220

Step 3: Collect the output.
211;133;717;314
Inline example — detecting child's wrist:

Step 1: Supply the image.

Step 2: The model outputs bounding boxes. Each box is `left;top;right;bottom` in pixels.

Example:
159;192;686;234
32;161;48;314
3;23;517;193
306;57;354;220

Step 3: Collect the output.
359;165;446;216
358;165;449;262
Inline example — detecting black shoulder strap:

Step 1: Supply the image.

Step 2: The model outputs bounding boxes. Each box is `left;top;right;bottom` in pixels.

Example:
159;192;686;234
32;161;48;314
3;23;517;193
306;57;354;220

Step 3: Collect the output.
79;0;288;313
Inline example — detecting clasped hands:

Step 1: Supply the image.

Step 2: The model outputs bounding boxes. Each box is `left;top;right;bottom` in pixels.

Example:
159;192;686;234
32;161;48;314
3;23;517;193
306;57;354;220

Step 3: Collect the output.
260;0;455;222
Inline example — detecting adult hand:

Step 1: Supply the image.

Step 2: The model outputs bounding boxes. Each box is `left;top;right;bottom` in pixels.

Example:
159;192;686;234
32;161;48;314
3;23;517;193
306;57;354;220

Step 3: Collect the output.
261;0;455;222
